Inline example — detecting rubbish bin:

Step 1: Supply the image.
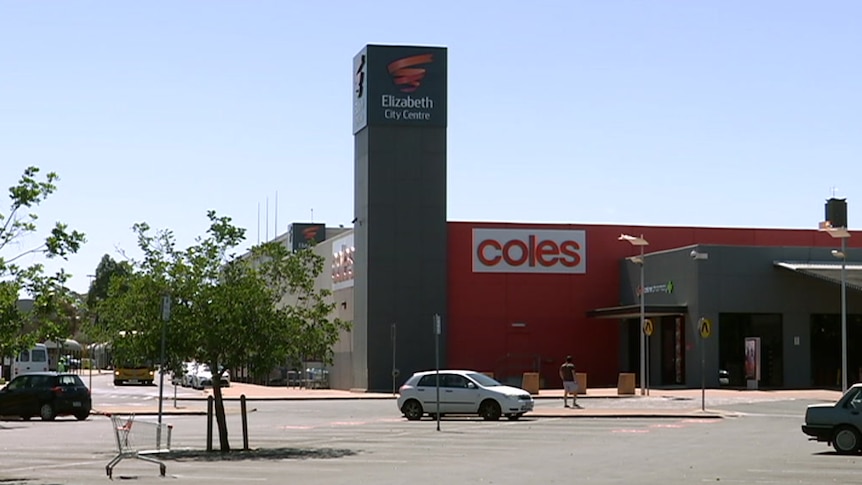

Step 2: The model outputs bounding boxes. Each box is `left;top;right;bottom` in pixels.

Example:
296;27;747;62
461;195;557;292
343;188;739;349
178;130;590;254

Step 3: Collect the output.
617;373;636;395
576;372;587;395
521;372;540;395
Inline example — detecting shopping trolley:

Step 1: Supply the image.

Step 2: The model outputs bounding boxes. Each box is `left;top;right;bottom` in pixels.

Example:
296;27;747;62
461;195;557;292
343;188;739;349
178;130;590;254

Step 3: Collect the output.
105;414;172;479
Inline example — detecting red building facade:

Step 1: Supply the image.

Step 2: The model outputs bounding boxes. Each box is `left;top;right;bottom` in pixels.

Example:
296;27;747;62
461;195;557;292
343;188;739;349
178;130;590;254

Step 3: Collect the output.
446;221;852;388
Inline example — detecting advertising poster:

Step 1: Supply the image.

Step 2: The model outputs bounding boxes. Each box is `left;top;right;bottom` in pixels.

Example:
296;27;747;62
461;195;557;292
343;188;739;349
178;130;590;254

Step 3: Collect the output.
744;337;761;381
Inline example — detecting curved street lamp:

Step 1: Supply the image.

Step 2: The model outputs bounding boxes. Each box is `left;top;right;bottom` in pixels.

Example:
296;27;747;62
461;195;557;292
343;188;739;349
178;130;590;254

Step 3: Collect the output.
821;223;851;392
619;234;649;396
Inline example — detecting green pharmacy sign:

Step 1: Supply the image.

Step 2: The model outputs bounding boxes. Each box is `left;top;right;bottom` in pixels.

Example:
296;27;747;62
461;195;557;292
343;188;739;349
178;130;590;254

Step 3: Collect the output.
640;281;674;295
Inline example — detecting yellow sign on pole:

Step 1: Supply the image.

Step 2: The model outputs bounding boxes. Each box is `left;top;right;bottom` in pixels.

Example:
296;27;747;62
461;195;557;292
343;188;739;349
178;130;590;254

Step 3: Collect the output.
643;319;654;336
699;318;712;338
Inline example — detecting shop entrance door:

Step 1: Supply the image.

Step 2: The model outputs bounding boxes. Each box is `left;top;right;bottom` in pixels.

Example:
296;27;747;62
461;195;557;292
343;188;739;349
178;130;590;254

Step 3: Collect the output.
660;316;686;385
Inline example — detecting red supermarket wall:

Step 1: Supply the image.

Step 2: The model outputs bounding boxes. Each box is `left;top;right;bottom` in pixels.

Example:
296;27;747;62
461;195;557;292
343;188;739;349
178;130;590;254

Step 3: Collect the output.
447;221;856;389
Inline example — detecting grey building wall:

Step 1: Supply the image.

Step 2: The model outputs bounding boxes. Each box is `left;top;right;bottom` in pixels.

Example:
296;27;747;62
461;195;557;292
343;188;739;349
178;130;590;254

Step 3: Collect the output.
620;245;862;389
354;125;448;392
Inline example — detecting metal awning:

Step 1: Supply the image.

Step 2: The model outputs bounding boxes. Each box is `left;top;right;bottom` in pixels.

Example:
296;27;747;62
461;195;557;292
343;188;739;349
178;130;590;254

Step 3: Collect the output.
586;304;688;320
774;261;862;292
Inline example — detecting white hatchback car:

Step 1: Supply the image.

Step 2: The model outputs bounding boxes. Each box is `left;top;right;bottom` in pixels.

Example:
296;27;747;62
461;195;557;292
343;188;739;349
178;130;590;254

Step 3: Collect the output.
397;370;534;421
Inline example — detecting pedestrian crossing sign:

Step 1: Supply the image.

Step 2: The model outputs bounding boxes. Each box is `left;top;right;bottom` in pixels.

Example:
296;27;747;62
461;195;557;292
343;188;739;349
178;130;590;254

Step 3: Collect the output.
643;319;654;336
698;318;712;338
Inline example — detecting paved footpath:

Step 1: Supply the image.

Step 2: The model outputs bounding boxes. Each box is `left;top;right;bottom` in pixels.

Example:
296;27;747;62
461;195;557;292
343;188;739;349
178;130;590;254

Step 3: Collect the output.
92;382;842;419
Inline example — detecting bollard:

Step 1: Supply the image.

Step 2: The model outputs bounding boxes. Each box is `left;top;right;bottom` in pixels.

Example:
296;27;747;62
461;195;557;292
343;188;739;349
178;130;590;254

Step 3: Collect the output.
241;394;249;451
206;395;213;452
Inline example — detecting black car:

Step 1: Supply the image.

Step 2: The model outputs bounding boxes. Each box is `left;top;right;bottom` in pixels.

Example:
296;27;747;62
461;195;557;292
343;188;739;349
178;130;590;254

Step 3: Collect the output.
0;372;92;421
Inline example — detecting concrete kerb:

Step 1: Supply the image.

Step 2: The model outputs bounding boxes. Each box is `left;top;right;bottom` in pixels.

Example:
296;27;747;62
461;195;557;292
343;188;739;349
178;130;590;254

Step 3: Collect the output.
90;385;838;419
90;406;734;419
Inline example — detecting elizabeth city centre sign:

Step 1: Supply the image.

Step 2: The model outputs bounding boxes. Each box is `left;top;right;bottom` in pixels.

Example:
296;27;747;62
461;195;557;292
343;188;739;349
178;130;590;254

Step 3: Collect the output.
353;44;448;133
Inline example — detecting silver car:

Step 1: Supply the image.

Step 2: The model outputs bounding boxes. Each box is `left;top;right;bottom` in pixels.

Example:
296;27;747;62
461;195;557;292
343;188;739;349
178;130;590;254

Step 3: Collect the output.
397;370;534;421
802;383;862;454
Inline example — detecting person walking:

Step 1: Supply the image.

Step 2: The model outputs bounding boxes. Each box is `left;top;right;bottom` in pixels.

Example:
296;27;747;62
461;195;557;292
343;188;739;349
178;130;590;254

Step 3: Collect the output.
559;355;581;408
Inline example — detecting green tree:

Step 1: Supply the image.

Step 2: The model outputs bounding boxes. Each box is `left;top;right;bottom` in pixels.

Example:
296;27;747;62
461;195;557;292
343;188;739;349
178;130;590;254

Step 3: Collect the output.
86;254;133;310
94;211;349;451
0;167;85;363
82;254;133;343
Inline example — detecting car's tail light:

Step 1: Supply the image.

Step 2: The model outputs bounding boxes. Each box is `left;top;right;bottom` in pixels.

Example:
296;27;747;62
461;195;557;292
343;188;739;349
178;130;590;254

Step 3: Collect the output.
399;384;412;393
51;386;64;396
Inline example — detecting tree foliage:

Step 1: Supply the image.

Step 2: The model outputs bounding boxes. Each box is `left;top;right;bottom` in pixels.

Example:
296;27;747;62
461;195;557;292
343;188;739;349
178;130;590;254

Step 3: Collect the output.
91;211;349;451
86;254;133;310
0;167;86;361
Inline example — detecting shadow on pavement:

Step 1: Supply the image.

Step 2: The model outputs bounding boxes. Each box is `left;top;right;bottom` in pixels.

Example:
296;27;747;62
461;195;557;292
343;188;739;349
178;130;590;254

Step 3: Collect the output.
163;447;358;462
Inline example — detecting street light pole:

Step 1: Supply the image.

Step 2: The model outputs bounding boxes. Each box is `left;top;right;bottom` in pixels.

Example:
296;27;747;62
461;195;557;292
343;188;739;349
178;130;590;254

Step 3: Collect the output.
823;224;851;393
157;295;170;449
840;236;848;393
619;234;649;396
639;243;646;396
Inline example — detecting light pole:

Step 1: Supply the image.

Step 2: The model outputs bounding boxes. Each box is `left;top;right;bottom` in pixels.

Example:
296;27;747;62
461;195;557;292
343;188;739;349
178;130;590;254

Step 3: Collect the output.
821;224;851;392
619;234;649;396
832;241;849;392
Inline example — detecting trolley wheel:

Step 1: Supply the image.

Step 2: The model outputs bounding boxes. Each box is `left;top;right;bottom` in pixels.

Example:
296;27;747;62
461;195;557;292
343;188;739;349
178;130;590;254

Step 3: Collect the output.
160;464;166;476
106;465;112;479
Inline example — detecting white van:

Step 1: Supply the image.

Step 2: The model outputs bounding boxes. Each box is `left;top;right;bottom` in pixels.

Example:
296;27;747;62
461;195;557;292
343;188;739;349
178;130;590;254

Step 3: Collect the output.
11;343;49;379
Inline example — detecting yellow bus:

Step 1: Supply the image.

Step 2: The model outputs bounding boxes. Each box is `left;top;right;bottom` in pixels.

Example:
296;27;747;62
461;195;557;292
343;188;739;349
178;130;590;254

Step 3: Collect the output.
112;331;156;386
113;361;156;386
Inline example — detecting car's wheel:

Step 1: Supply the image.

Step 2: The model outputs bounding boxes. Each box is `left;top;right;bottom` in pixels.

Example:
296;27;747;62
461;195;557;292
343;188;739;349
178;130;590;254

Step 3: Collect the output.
479;400;502;421
21;415;31;421
113;380;122;386
506;413;522;421
832;425;861;454
39;403;56;421
401;399;424;421
74;411;90;421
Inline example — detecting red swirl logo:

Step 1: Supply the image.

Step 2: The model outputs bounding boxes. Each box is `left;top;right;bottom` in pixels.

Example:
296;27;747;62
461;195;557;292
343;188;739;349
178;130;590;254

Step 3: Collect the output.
387;54;434;93
302;226;320;241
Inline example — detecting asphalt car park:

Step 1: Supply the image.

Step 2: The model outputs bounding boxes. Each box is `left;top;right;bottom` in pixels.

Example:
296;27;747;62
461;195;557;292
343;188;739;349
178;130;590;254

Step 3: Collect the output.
1;395;862;485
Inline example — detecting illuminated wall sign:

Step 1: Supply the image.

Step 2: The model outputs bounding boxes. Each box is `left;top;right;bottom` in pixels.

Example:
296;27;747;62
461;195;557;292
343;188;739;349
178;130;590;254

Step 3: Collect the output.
331;232;355;290
472;228;587;274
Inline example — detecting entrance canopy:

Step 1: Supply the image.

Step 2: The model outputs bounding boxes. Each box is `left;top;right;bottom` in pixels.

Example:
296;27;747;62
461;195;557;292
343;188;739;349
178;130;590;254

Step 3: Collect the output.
774;261;862;292
586;304;687;320
44;339;83;352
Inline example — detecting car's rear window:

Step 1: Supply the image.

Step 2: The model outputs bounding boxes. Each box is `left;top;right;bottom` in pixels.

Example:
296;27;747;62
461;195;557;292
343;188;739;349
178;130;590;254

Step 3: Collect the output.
58;375;84;387
418;375;441;387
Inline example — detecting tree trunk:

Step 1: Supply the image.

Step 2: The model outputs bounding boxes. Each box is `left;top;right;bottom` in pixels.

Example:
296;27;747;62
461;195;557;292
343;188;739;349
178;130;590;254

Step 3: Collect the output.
213;374;231;451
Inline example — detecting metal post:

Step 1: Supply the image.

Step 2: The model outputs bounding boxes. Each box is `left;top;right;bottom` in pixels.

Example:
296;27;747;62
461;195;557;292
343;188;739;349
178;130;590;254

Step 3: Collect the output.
434;314;441;432
701;332;706;411
841;236;848;393
639;243;646;396
646;335;650;397
241;394;249;451
158;297;169;421
391;323;397;396
206;395;214;452
87;345;92;391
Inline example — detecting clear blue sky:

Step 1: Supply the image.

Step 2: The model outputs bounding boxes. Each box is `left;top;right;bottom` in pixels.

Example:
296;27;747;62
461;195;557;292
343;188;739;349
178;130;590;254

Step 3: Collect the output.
2;1;860;294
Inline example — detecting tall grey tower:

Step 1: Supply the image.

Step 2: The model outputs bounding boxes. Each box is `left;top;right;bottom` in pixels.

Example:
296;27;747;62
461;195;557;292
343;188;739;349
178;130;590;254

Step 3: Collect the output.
352;45;448;391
